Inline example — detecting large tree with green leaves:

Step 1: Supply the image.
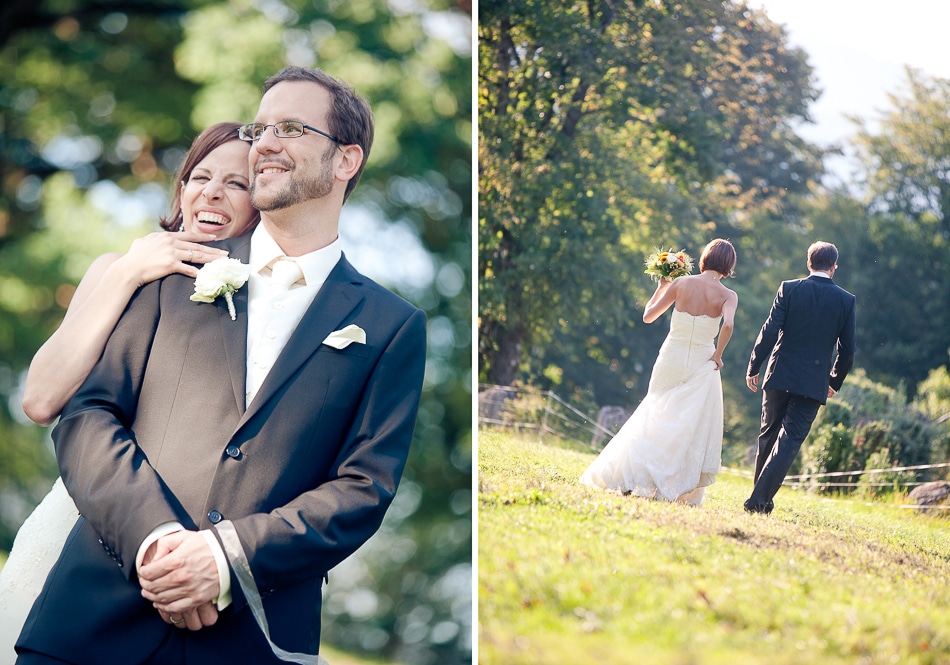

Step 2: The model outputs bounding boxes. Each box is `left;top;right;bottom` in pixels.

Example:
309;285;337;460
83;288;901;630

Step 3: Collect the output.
477;0;822;406
809;68;950;390
0;1;471;662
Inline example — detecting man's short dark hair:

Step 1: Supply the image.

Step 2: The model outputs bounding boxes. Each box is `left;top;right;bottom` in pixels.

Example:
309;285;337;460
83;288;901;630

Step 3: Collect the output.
807;241;838;272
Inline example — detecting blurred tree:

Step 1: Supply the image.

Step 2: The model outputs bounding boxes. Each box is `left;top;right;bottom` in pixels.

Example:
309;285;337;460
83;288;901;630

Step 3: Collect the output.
0;1;471;663
853;67;950;234
1;0;202;549
843;67;950;389
477;0;821;409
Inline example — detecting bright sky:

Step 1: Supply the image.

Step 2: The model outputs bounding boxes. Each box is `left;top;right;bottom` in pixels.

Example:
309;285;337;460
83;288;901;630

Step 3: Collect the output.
753;0;950;182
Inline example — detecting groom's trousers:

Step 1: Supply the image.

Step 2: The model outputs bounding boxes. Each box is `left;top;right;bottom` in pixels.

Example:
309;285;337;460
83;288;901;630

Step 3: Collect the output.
748;389;822;505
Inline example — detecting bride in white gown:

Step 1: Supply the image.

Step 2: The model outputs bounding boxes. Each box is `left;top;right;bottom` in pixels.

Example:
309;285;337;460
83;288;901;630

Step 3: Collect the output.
581;239;738;505
0;122;260;663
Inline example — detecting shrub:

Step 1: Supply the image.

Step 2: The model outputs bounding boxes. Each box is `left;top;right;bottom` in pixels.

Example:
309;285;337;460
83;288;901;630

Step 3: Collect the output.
858;448;915;499
800;369;943;496
799;423;855;489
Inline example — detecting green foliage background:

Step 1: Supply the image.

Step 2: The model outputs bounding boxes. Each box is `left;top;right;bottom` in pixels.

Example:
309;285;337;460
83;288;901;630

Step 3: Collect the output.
0;1;472;663
478;0;950;465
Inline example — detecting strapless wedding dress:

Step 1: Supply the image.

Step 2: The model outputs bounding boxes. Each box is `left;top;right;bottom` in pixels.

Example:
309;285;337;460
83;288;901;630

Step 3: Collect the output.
0;477;78;664
580;309;724;505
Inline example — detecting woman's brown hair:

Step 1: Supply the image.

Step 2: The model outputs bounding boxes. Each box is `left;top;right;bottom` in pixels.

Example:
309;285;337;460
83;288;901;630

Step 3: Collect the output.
699;238;737;277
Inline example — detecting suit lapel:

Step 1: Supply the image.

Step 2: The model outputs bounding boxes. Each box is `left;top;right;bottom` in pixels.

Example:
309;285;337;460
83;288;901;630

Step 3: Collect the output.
238;255;365;427
217;236;252;415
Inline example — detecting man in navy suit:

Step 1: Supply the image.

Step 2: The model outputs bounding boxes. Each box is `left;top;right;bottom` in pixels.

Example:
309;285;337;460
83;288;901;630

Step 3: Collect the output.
17;67;426;664
744;241;856;514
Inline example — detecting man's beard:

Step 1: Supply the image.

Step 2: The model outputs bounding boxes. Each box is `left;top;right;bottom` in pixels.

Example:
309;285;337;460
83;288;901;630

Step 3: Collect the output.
251;147;335;212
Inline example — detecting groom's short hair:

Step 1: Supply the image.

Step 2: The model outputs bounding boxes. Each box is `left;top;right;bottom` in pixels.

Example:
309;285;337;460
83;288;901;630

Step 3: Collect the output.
807;241;838;272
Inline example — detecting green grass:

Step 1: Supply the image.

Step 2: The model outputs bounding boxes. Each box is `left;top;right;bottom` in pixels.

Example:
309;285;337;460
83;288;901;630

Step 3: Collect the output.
478;429;950;665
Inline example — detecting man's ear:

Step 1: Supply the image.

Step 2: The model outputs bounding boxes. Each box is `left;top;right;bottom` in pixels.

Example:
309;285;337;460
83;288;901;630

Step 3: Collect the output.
335;144;364;182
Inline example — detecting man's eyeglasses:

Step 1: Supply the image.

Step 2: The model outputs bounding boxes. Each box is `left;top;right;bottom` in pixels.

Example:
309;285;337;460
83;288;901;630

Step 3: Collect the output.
238;121;342;144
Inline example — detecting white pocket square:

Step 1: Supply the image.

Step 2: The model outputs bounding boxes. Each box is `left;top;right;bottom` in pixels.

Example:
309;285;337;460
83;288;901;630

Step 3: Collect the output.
322;324;366;349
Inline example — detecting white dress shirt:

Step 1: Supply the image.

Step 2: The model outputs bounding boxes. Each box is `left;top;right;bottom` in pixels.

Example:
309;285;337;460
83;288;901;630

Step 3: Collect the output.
245;226;342;405
136;225;342;610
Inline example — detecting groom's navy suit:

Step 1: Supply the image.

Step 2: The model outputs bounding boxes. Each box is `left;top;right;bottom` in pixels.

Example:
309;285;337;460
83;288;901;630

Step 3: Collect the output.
746;274;856;510
16;235;426;664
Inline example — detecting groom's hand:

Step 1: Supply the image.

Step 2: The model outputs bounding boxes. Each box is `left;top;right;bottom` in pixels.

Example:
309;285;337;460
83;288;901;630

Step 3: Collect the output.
139;531;220;617
158;604;218;631
746;375;758;392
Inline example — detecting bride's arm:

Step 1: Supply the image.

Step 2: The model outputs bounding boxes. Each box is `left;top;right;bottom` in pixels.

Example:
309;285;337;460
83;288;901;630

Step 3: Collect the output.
710;290;739;369
21;231;227;425
643;279;678;323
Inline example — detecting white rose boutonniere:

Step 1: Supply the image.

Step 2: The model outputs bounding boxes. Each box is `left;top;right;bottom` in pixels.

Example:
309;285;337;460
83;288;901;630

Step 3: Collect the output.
190;257;251;320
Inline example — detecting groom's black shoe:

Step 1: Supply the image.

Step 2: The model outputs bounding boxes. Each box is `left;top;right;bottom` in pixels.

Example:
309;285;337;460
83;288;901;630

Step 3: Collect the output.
743;499;774;515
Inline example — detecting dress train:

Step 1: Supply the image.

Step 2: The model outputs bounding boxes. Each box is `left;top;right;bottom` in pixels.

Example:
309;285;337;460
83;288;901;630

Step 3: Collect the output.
580;310;724;505
0;477;78;664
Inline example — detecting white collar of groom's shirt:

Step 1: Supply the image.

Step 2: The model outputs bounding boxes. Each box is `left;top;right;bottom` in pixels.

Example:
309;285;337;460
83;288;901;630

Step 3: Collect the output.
249;224;342;289
809;270;832;279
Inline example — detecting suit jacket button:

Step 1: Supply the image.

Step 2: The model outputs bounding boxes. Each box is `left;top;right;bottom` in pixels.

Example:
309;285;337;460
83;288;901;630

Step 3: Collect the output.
208;510;223;524
226;445;241;459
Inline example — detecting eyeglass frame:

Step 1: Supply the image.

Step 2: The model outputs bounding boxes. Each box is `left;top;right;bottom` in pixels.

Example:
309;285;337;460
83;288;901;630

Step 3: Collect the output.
238;120;343;145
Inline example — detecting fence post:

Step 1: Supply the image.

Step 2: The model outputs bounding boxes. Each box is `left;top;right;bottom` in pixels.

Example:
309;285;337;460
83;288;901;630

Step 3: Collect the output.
539;391;551;444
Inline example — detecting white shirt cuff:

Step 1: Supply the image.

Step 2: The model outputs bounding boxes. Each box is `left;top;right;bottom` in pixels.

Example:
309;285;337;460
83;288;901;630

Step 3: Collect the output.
135;521;183;574
200;529;232;610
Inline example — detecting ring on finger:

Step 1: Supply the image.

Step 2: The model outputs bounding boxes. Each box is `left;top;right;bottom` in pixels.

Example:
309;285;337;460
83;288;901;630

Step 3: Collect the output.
171;614;185;625
188;249;194;262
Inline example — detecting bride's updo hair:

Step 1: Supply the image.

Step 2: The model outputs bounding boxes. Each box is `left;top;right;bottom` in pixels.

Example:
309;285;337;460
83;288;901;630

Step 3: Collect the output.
699;238;736;277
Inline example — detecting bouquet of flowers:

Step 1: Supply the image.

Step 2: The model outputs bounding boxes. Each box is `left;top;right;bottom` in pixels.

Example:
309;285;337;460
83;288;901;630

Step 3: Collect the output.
644;248;694;281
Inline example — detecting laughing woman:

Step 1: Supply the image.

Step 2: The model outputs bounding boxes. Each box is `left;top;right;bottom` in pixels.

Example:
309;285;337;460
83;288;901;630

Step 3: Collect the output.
0;122;260;663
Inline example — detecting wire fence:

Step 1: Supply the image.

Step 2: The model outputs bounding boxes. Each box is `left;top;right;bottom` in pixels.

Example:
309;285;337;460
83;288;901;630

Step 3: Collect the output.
722;462;950;490
478;383;950;506
477;383;616;448
719;466;950;511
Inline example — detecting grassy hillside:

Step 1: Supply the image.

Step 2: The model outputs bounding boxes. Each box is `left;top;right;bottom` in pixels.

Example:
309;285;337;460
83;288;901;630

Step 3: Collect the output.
478;429;950;665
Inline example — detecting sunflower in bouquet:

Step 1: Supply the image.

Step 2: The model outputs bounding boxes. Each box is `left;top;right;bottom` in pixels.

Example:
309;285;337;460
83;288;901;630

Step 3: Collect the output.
644;248;694;281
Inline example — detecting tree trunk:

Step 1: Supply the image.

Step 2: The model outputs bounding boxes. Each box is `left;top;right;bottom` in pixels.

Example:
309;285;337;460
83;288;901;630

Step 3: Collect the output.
484;323;525;387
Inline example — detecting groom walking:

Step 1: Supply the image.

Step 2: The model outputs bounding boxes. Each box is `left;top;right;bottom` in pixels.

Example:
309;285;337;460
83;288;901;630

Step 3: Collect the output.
16;66;426;664
744;241;856;514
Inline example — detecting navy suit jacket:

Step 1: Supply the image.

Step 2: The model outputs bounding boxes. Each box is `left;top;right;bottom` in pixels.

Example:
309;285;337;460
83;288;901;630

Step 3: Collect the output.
18;235;426;664
747;275;856;404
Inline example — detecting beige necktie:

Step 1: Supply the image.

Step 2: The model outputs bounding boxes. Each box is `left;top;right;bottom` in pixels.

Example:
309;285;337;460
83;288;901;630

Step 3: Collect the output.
269;258;303;290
